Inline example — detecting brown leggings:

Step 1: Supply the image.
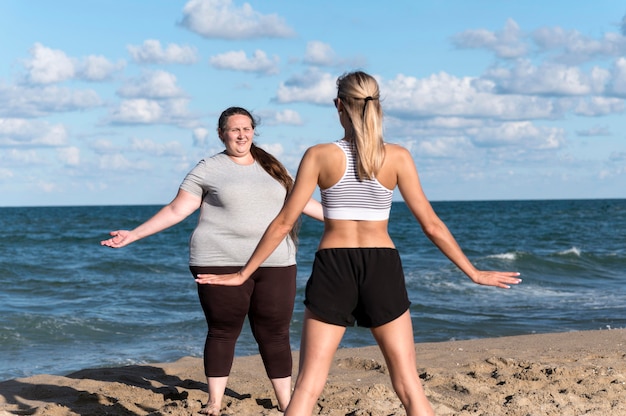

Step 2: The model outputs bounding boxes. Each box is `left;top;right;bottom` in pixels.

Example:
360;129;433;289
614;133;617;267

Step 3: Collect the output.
190;265;296;379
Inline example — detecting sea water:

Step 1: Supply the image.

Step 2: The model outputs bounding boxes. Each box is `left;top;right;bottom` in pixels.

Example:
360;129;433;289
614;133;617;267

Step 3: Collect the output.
1;199;624;381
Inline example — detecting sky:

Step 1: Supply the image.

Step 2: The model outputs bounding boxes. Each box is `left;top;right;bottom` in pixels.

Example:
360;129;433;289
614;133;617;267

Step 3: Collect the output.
1;0;626;207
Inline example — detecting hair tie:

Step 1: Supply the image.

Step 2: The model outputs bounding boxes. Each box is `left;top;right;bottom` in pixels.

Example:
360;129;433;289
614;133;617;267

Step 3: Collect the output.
362;96;374;117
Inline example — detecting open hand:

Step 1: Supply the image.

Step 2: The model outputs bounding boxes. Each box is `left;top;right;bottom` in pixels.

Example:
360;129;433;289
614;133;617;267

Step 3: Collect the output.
470;271;522;289
195;272;248;286
100;230;132;248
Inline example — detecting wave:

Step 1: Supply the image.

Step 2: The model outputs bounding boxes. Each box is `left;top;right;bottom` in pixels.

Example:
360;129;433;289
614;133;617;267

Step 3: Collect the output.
486;252;519;261
556;247;581;256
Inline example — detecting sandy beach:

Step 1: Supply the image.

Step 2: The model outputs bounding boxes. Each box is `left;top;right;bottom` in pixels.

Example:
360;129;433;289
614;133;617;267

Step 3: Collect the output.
1;329;625;415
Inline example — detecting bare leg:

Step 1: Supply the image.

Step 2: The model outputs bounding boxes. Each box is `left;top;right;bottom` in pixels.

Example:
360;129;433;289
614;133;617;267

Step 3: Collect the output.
200;376;228;415
270;376;292;411
285;309;346;416
370;310;434;416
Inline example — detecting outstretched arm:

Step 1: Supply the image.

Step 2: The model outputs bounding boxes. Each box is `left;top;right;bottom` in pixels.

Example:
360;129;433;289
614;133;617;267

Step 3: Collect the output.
196;148;321;285
395;147;521;289
100;189;201;248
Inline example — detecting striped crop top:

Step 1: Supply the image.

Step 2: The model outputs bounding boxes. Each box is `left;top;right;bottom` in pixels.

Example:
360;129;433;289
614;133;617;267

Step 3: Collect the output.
320;140;393;221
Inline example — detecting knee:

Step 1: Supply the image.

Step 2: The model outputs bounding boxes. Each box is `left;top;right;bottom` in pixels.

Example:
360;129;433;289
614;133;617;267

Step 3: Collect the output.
251;323;290;347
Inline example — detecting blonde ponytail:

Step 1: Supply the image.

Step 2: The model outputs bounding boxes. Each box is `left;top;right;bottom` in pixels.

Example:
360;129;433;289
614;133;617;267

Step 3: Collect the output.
336;72;385;180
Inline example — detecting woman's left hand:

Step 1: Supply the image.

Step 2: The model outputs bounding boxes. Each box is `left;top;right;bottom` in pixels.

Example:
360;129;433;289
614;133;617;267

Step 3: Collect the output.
195;272;247;286
469;271;522;289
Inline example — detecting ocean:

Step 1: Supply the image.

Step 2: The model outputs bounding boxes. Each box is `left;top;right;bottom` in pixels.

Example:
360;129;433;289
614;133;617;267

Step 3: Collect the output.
1;199;625;381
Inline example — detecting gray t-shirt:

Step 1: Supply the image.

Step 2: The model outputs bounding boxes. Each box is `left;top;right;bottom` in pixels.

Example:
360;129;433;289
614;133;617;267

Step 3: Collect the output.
180;152;296;267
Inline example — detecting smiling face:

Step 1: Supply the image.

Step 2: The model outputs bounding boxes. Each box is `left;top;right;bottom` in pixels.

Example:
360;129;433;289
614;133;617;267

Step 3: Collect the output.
218;113;255;164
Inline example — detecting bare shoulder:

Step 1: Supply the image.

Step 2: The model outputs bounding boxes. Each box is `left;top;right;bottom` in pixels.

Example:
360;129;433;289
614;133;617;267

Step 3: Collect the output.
385;142;410;154
384;143;413;164
304;142;343;161
307;142;340;153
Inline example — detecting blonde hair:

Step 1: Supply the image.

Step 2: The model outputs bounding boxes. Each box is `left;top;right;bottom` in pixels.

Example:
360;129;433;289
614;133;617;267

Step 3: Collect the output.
336;71;384;180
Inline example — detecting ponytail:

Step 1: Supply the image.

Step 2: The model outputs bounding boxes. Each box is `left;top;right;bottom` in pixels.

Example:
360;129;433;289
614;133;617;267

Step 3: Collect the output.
336;71;385;180
250;143;300;245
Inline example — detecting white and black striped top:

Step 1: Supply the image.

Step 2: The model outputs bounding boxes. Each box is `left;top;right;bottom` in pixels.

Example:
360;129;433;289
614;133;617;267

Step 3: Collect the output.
321;139;393;221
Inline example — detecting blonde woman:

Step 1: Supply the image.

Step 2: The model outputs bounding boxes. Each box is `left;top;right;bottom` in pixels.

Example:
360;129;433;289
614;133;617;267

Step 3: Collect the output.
197;72;521;415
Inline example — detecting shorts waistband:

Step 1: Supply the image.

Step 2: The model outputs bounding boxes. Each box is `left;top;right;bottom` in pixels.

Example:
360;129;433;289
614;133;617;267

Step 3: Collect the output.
316;247;398;254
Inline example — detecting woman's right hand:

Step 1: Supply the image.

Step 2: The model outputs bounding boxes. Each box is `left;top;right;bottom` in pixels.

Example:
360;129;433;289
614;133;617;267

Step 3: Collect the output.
195;271;248;286
100;230;133;248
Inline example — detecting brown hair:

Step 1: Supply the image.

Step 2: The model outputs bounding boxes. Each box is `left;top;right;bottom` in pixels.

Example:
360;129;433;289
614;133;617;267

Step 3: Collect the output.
336;71;384;180
218;107;300;244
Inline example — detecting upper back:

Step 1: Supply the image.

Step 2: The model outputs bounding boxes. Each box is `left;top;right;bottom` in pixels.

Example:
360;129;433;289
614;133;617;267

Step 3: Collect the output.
320;140;393;221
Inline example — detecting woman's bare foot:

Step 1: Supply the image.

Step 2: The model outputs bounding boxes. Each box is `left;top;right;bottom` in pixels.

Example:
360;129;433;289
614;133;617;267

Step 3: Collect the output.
199;402;220;415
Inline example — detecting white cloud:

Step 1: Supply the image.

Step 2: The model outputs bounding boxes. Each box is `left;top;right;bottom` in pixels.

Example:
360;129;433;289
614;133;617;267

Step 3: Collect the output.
24;43;75;84
382;72;560;120
193;127;209;147
258;108;304;126
98;153;152;171
302;41;366;69
304;41;337;66
127;39;198;64
573;96;624;116
0;168;13;179
274;109;303;125
38;181;58;193
78;55;125;81
209;49;279;74
0;84;102;117
416;136;473;158
57;146;80;166
452;18;527;59
180;0;295;39
454;18;626;65
607;57;626;96
109;99;164;124
117;70;186;99
532;26;626;64
129;138;185;157
422;117;484;129
467;121;565;150
23;43;123;84
108;98;197;127
257;142;284;158
483;60;609;96
165;99;200;128
0;118;68;147
275;69;337;104
0;148;42;164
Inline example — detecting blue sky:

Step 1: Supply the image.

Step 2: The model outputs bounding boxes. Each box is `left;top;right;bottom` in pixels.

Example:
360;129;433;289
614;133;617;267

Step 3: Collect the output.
1;0;625;207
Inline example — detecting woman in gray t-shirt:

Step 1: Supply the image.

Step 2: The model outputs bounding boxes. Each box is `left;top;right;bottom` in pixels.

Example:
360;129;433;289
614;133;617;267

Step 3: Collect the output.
101;107;323;415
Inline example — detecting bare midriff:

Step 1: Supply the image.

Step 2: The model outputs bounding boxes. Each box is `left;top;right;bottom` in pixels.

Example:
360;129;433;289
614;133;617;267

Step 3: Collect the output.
318;218;395;249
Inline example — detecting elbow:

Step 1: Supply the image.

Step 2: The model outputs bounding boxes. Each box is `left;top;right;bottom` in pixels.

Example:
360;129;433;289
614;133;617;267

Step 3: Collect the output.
277;223;293;238
421;221;444;240
273;217;296;238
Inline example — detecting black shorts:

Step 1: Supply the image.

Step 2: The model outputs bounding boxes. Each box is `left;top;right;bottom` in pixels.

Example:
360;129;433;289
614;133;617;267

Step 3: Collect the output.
304;248;411;328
